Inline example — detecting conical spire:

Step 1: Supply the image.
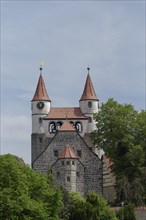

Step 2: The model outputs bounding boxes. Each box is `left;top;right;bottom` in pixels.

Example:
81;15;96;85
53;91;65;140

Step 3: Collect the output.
80;71;99;101
32;69;50;101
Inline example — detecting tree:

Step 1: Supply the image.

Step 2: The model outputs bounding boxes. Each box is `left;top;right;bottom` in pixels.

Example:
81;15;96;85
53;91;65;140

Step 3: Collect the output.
0;154;63;220
92;98;146;204
68;192;117;220
116;203;136;220
86;192;117;220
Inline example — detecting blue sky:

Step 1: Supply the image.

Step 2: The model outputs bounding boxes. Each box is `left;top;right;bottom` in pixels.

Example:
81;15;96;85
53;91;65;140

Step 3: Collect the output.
1;1;145;164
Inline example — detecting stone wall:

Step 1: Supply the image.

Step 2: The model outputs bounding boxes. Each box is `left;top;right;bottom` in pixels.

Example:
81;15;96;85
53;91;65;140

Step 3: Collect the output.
135;207;146;220
31;133;52;164
32;130;103;196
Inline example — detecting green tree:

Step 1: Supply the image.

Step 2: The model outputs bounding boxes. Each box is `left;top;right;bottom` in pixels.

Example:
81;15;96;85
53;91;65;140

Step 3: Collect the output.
92;98;146;204
68;192;117;220
0;154;63;220
68;192;88;220
86;192;117;220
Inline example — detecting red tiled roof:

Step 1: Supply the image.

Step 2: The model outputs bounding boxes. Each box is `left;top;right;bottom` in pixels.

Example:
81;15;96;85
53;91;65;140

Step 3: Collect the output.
59;146;77;158
80;74;99;101
32;74;51;101
59;120;76;131
44;107;88;119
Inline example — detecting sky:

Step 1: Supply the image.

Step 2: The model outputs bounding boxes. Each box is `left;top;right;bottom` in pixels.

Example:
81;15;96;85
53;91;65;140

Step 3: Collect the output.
1;0;145;165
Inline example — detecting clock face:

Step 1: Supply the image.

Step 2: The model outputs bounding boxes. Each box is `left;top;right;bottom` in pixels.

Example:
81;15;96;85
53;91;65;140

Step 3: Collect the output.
37;101;44;109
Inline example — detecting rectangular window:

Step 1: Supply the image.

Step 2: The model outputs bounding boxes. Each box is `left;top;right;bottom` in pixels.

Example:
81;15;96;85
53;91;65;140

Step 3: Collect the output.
57;172;60;178
54;150;59;157
72;161;75;165
77;150;82;157
67;176;70;182
67;161;70;165
62;161;64;166
88;101;92;108
88;117;92;123
39;138;42;144
39;118;43;123
77;172;80;177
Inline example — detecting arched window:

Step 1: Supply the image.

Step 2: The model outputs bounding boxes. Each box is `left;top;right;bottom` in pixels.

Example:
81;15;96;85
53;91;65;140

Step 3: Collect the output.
70;121;75;127
88;101;92;108
75;122;82;133
49;122;56;133
56;121;63;130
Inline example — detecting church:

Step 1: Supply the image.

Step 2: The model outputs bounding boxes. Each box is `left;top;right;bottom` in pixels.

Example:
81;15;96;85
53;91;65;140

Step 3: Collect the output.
31;66;103;197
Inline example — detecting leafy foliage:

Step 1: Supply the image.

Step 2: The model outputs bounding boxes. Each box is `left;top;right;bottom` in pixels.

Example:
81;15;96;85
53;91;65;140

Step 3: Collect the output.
92;98;146;204
68;192;117;220
0;154;62;220
116;203;136;220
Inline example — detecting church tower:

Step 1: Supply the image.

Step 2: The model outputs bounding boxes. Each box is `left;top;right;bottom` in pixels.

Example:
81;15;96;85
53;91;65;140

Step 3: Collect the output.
31;66;103;197
79;68;99;133
31;66;51;134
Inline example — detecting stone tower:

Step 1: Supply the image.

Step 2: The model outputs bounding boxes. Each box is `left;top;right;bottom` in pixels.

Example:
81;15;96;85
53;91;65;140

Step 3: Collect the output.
79;69;99;133
31;67;51;134
52;145;78;192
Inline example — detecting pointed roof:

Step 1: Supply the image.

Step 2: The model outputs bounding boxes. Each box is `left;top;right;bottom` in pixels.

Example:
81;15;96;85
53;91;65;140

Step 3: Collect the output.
59;145;77;158
80;74;99;101
59;120;76;131
32;74;51;101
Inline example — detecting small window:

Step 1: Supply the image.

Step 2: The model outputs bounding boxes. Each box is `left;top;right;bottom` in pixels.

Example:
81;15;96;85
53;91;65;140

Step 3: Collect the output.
62;161;64;166
67;176;70;182
77;172;80;177
88;101;92;108
67;161;70;165
49;122;56;133
54;150;59;157
57;121;63;130
75;122;82;133
39;138;42;144
39;118;43;123
88;117;92;123
72;161;75;165
57;172;60;178
77;150;82;157
70;121;75;127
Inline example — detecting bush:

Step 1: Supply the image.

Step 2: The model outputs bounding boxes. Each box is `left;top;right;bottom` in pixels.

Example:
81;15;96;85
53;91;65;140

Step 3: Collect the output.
116;203;136;220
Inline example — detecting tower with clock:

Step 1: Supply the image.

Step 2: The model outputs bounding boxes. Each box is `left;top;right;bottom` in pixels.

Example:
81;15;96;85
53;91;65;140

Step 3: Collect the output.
31;67;51;134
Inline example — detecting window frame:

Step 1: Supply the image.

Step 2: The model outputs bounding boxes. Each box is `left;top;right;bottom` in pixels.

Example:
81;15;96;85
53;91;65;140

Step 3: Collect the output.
88;101;92;108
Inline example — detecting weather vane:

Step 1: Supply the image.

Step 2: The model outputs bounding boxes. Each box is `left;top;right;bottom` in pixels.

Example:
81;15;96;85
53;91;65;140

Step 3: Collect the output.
87;66;90;74
39;60;45;73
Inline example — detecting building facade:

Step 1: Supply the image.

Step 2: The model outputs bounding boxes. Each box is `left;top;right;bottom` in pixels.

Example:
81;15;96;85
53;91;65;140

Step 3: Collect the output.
31;67;103;196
